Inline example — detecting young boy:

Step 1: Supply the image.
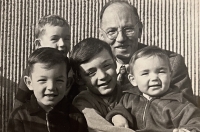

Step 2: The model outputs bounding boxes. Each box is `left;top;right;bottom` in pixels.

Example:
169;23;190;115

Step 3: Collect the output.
8;47;88;132
14;15;72;108
106;46;200;132
70;38;135;132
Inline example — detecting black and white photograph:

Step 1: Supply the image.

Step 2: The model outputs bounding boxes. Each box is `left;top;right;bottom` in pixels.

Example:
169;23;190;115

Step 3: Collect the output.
0;0;200;132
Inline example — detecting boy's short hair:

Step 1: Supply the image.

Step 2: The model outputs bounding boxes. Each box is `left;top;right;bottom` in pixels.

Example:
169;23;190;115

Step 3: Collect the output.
70;38;115;77
35;15;70;39
129;46;171;74
27;47;70;76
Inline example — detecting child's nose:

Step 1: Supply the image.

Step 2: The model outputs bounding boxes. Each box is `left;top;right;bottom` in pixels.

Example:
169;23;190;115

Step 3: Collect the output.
98;69;107;80
47;81;56;90
57;39;65;47
150;73;159;80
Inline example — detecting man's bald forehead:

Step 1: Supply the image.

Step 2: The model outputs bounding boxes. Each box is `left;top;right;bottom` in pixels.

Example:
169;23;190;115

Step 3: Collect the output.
107;2;133;11
100;1;139;22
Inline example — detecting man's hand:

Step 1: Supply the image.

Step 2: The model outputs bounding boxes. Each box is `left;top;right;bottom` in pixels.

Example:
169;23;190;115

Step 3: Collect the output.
173;128;191;132
112;114;129;128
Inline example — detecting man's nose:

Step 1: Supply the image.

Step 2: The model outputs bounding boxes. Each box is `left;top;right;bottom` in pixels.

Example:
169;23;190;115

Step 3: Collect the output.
116;30;127;42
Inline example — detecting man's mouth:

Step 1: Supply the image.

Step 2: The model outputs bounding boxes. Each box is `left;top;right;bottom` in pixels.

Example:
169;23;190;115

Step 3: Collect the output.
116;44;129;49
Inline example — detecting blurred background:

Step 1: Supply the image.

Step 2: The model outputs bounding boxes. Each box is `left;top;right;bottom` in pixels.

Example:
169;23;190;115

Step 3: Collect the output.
0;0;199;131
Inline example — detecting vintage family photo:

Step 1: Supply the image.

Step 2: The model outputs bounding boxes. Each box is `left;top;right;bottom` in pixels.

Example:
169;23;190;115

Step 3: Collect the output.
0;0;200;132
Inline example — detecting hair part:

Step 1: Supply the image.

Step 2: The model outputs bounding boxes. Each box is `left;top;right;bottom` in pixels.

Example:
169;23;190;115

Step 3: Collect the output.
70;38;114;77
27;47;70;76
99;1;140;26
35;15;70;39
129;46;171;74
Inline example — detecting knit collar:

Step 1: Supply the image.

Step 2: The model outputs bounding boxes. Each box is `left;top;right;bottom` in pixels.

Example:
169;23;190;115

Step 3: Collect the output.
26;95;70;115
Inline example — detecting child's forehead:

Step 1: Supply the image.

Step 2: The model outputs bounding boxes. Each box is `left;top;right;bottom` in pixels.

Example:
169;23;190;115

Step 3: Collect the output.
133;56;170;69
39;24;70;39
43;24;70;31
136;55;167;63
32;62;66;71
90;49;113;61
80;49;114;68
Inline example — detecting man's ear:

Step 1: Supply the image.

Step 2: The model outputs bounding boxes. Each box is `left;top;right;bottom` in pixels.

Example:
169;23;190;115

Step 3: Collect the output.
128;74;137;86
24;76;33;90
99;28;104;40
170;70;173;79
113;61;117;69
34;39;41;49
138;21;143;39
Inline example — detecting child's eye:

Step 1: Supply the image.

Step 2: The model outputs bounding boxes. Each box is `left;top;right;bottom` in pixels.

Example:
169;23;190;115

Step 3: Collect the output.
104;63;111;68
86;71;96;77
57;79;64;82
51;37;59;42
159;70;166;73
141;72;148;76
38;79;46;82
57;79;64;81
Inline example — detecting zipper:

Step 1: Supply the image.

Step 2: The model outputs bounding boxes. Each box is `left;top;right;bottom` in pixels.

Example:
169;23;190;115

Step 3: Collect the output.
46;113;50;132
142;97;154;127
142;99;148;122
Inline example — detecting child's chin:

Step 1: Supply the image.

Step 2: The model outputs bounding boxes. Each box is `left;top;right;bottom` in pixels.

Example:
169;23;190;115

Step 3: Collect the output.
43;102;55;106
100;88;115;96
43;100;60;106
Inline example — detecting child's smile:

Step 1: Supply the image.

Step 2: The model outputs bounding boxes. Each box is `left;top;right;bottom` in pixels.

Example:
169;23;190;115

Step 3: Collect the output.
130;56;171;97
28;63;67;107
79;49;117;96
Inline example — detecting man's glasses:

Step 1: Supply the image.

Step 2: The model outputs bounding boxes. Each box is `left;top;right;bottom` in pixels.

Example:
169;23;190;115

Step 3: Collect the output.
100;21;139;40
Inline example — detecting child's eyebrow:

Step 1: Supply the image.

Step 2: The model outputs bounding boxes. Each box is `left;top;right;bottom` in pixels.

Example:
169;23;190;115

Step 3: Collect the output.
139;69;149;73
37;75;47;78
50;35;59;37
83;59;113;72
158;67;169;70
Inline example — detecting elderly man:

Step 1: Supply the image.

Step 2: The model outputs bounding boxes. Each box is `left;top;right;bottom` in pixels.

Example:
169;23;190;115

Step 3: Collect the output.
99;1;196;105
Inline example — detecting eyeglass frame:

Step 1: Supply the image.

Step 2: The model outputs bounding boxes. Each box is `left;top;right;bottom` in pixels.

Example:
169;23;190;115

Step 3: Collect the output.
100;21;139;40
